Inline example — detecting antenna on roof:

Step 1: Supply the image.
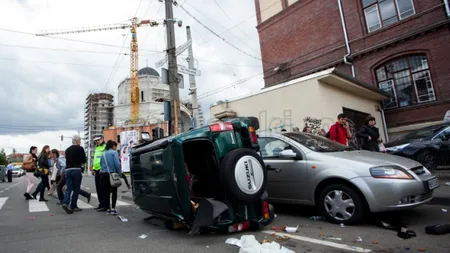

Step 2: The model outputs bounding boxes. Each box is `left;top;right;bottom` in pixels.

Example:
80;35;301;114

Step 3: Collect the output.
146;59;148;68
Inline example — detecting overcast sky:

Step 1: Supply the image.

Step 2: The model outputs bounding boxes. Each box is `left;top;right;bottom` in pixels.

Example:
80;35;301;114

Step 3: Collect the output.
0;0;266;154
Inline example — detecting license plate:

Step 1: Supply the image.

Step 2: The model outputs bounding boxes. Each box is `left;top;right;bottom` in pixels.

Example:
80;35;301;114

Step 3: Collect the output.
427;177;440;190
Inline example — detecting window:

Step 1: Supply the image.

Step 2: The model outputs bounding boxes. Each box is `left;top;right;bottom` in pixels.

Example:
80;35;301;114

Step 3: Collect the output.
376;55;436;109
362;0;415;32
258;137;292;158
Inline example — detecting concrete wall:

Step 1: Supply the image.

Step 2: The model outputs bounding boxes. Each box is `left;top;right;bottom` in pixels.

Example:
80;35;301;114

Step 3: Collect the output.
117;75;169;105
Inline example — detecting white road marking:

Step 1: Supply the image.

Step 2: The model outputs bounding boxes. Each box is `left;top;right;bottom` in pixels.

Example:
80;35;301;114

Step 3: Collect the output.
0;197;7;210
77;200;94;209
29;199;50;212
91;193;130;206
85;187;90;190
262;232;372;253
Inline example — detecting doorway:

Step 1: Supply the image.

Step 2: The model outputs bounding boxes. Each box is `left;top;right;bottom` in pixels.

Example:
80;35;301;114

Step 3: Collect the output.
343;107;370;148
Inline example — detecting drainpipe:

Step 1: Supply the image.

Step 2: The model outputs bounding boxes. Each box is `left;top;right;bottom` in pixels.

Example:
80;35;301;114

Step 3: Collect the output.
380;104;390;142
337;0;355;77
444;0;450;17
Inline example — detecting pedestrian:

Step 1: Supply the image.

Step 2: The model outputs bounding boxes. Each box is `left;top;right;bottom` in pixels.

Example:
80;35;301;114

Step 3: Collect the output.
52;149;91;206
292;127;300;132
48;153;58;197
92;135;106;211
302;126;312;133
32;145;51;202
61;135;86;214
317;129;327;137
99;140;122;214
356;115;383;152
23;146;38;200
328;114;352;145
6;161;14;183
117;149;131;189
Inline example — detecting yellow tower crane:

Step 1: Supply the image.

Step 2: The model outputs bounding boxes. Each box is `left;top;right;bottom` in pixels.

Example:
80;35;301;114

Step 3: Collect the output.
36;17;159;124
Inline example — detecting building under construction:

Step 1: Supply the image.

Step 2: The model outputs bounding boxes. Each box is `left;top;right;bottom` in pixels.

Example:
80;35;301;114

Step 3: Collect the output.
84;93;114;161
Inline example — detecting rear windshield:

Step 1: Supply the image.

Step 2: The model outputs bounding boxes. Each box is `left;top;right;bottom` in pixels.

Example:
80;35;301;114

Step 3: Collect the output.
283;133;353;152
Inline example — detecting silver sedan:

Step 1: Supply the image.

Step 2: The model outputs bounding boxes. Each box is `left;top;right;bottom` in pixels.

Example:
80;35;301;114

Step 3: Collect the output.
259;132;440;224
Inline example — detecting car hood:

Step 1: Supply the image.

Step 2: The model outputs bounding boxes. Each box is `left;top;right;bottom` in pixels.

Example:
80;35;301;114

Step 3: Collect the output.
318;150;422;169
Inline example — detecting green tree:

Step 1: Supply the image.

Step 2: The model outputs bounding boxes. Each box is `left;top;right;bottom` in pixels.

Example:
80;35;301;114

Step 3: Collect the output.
0;148;5;156
12;148;16;155
0;152;7;165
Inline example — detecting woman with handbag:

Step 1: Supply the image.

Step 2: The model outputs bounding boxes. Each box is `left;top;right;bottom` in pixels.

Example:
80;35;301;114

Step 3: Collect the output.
99;140;122;215
23;146;38;200
32;145;51;202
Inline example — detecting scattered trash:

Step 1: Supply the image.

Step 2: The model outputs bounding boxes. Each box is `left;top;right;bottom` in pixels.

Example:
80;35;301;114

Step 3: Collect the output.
226;235;296;253
285;226;299;233
206;246;209;249
48;214;54;216
328;237;342;241
138;234;148;239
397;227;417;239
441;209;448;213
340;223;345;228
372;240;379;244
262;239;270;244
276;236;290;241
319;232;325;237
425;224;450;235
376;220;399;231
274;214;278;218
417;248;426;252
272;226;286;232
356;236;363;243
271;233;276;237
404;247;410;251
309;216;325;221
118;215;128;222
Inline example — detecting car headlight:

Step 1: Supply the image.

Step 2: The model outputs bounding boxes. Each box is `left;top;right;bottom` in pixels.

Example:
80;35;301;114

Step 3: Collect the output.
386;143;409;152
370;166;413;179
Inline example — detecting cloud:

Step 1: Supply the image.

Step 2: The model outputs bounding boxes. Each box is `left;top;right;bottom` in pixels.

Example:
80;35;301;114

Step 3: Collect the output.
0;0;265;151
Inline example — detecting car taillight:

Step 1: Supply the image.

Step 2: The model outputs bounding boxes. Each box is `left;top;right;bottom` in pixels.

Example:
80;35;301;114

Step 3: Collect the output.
228;220;250;233
249;126;258;144
210;122;233;132
263;201;270;220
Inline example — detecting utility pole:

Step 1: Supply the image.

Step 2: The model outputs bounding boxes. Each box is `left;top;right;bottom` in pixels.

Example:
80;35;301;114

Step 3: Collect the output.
87;103;92;174
186;26;198;128
165;0;180;135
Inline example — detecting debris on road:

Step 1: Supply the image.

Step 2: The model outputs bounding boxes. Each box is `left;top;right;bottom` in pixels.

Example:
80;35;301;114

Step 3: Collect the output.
372;240;379;244
285;226;299;233
441;209;448;213
272;226;286;232
417;248;426;252
327;237;342;241
397;227;417;239
118;215;128;222
276;235;290;241
309;216;325;221
356;236;363;243
48;214;54;216
226;235;296;253
138;234;148;239
425;224;450;235
340;223;345;228
319;232;325;237
27;216;36;220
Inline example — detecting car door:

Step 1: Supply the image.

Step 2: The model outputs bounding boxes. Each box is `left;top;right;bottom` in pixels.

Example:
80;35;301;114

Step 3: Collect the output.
435;126;450;166
259;137;309;203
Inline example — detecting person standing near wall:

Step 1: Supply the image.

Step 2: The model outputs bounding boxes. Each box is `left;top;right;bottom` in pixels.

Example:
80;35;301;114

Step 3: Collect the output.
328;114;352;146
356;115;383;152
92;135;106;211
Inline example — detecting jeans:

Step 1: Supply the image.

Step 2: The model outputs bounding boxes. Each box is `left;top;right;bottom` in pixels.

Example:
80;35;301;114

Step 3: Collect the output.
57;173;90;203
63;169;82;209
94;170;103;208
100;173;117;209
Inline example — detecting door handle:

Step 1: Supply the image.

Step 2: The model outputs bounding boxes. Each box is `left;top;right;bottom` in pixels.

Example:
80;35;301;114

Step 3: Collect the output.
266;165;282;173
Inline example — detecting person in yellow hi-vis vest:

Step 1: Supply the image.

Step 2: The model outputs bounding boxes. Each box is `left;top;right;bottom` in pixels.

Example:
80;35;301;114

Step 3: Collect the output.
92;135;106;211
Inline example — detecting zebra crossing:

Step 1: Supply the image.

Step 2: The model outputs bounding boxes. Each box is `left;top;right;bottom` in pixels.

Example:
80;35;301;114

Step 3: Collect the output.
0;193;131;214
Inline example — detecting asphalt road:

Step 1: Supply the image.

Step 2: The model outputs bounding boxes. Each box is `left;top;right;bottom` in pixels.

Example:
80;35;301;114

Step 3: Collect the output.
0;174;449;253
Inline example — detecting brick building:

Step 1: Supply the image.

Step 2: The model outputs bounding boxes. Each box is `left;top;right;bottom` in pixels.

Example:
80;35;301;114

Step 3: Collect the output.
255;0;450;139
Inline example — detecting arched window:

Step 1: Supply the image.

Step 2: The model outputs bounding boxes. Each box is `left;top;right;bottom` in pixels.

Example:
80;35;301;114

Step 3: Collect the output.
375;54;436;109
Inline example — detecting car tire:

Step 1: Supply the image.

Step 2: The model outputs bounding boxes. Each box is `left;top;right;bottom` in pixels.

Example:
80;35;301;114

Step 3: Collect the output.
220;148;267;203
417;150;437;172
318;184;365;225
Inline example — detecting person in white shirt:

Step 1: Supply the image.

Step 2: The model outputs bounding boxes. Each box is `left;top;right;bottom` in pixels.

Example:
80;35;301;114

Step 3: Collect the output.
6;161;14;183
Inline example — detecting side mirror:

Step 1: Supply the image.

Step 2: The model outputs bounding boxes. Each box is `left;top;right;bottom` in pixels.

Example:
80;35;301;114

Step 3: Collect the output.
278;149;298;159
141;132;151;142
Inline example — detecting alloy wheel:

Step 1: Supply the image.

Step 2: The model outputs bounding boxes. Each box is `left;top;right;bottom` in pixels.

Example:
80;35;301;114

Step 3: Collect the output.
324;190;355;221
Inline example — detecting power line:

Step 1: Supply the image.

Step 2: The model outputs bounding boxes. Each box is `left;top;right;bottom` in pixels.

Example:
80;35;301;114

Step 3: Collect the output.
197;72;263;100
0;56;129;69
178;4;277;66
0;43;133;56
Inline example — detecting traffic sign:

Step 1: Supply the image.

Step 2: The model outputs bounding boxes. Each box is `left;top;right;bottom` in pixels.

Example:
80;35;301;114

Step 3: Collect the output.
154;39;192;68
155;55;168;68
178;65;201;76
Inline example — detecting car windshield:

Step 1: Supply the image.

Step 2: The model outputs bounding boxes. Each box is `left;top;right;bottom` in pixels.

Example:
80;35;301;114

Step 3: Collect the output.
395;124;449;141
283;133;354;152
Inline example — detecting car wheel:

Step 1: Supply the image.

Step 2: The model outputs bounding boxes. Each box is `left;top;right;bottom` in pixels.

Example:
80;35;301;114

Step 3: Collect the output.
318;184;365;225
417;150;437;172
220;148;267;203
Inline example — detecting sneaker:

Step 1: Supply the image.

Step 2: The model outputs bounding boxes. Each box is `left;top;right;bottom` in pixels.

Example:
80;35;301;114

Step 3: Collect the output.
106;209;112;215
62;204;73;214
110;209;119;215
39;198;49;202
72;207;83;212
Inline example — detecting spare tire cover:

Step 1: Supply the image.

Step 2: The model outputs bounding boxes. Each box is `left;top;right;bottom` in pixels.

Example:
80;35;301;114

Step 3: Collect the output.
220;148;267;203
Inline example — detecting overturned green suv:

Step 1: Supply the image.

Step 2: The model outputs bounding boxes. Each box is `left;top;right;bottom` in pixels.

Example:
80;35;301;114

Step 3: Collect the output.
130;117;274;233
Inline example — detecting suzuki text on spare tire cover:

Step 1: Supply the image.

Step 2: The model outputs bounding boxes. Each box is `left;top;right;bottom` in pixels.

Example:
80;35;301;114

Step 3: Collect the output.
129;117;274;234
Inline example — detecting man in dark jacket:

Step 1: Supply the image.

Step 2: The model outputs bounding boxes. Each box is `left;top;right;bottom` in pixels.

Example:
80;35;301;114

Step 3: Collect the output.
356;115;382;152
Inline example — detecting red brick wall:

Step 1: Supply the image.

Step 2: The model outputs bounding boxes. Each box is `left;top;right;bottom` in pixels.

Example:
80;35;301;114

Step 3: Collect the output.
257;0;450;127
